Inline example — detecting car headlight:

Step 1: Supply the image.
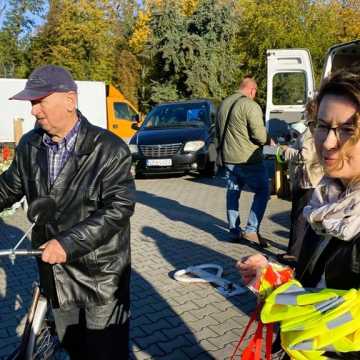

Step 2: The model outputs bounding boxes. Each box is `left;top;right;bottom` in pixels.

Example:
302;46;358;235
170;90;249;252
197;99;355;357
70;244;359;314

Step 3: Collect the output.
183;140;205;152
129;144;139;154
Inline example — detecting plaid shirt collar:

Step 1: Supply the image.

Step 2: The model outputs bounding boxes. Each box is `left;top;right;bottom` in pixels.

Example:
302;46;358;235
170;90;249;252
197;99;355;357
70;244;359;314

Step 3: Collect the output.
42;118;81;186
42;119;81;151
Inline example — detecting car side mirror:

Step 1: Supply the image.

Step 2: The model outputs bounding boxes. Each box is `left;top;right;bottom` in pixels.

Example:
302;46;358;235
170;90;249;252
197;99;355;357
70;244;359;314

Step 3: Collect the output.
132;114;140;123
27;197;56;225
131;123;140;131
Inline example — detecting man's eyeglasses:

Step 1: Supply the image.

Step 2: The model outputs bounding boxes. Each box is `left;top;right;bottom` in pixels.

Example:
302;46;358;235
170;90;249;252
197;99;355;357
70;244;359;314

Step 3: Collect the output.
314;114;358;143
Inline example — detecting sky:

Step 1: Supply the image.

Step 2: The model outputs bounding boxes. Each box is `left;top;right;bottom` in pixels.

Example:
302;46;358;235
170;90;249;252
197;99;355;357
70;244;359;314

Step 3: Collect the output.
0;2;46;30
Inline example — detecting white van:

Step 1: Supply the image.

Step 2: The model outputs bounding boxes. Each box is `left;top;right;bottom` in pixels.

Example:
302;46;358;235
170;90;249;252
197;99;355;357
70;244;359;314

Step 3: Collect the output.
265;40;360;196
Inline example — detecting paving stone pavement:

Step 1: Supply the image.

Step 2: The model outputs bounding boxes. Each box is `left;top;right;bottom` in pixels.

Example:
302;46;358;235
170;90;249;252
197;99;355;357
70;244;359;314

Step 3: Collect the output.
0;174;291;359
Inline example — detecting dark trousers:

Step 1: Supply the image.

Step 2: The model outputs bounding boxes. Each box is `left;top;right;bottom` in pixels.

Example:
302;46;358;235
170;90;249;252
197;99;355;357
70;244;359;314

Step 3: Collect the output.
52;300;129;360
288;187;314;259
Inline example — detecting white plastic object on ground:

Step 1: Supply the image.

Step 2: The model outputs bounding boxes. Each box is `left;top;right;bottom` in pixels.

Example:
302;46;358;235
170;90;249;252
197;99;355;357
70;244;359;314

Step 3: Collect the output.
174;263;246;297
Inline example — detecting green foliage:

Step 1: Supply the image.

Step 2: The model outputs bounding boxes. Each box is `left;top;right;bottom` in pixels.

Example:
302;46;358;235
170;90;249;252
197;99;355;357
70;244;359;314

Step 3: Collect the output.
29;0;116;81
0;0;44;77
143;0;241;107
185;0;242;99
0;0;359;112
112;48;142;107
237;0;341;106
150;80;179;103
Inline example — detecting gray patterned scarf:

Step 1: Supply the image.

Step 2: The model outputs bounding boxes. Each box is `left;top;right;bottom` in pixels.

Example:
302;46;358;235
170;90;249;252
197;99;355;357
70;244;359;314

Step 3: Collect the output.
303;177;360;241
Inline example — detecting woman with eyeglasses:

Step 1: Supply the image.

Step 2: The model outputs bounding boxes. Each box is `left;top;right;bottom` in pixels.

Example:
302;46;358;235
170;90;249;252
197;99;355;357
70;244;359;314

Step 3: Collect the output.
236;69;360;359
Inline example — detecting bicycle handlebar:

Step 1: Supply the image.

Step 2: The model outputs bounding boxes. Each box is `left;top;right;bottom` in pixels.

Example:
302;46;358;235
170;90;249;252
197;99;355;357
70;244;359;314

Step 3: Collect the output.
0;249;43;257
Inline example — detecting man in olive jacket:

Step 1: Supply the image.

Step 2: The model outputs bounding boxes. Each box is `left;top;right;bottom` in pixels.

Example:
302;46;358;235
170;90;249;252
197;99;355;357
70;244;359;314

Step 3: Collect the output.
217;76;271;247
0;65;135;359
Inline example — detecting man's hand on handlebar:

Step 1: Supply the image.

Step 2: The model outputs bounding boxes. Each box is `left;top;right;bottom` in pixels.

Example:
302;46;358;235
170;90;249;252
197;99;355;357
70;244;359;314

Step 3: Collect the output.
39;239;67;264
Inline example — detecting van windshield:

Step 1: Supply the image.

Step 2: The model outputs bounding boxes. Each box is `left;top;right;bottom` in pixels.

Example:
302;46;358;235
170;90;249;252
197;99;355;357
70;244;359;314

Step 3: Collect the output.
143;102;209;129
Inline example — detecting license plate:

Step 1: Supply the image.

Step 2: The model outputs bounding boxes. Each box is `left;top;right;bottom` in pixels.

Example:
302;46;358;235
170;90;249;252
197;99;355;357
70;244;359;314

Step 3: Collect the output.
146;159;172;167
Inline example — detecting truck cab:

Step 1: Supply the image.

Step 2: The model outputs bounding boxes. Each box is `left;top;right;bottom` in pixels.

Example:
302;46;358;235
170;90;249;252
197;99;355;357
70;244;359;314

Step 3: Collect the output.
266;40;360;196
106;84;142;143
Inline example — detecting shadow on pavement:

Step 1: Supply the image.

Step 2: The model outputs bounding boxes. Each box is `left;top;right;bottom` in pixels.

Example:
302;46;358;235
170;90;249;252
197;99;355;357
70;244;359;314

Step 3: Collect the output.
269;211;291;231
130;225;259;359
129;269;216;360
233;236;287;255
136;189;286;258
273;230;290;241
145;225;256;311
0;218;37;359
137;173;185;180
185;174;226;189
136;190;230;242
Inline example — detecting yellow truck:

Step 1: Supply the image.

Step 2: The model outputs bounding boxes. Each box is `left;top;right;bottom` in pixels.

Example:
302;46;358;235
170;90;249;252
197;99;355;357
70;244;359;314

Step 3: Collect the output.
106;84;142;142
0;80;141;153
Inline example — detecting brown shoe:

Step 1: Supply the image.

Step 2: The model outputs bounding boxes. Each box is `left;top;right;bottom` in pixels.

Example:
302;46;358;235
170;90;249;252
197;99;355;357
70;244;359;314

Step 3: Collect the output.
242;231;268;248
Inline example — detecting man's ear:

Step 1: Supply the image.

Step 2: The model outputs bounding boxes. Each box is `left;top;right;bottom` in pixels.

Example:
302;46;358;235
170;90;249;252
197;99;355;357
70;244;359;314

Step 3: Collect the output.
65;91;77;111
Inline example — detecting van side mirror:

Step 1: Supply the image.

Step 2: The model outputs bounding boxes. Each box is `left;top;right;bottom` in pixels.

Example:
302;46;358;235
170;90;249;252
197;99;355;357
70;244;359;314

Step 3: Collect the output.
131;123;140;131
132;114;140;123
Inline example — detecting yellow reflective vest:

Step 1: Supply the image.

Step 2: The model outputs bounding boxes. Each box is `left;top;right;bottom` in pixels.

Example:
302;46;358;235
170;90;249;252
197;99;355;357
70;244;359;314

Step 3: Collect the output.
260;280;360;359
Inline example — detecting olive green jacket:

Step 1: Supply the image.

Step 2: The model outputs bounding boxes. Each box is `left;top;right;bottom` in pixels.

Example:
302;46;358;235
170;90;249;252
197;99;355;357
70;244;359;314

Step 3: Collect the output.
217;91;269;164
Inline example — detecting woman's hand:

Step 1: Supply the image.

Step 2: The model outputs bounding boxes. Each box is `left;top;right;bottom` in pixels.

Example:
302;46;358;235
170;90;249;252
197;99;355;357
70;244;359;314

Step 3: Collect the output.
235;254;268;285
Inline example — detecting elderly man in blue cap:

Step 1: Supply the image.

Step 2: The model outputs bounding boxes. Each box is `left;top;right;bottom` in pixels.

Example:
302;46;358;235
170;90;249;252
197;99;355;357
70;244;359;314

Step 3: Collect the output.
1;64;135;359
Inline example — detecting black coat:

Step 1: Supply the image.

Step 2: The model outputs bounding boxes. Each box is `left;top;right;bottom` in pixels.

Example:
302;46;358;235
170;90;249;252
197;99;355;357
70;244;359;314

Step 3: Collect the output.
296;226;360;290
0;113;135;311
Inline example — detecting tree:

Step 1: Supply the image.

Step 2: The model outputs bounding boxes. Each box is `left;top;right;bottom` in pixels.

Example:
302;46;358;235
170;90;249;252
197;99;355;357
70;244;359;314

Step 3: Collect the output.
335;0;360;41
0;0;44;77
184;0;241;100
29;0;117;81
112;48;142;107
129;10;151;54
111;0;143;106
237;0;341;106
143;1;187;104
142;0;241;105
28;0;143;106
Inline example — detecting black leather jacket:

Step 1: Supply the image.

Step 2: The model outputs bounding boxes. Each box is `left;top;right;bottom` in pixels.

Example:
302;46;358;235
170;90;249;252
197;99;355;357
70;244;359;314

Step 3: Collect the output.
296;226;360;289
0;113;135;311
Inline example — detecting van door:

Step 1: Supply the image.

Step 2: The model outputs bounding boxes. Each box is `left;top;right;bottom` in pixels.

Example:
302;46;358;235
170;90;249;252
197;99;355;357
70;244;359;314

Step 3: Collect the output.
266;49;315;143
322;40;360;81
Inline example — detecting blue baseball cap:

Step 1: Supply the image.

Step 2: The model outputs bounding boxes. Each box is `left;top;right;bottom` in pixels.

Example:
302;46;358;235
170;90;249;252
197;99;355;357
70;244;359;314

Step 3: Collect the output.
10;64;77;100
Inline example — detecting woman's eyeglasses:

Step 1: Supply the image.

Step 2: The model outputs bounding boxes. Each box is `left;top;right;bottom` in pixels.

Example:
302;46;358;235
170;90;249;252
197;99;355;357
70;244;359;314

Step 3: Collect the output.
314;123;355;143
314;113;358;143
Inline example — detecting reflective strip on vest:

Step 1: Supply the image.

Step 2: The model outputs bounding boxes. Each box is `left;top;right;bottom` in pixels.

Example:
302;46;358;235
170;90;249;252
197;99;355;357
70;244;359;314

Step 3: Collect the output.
261;280;360;359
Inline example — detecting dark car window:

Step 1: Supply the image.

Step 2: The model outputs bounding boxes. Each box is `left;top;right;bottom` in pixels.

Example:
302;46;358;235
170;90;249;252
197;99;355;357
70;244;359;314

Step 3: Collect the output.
143;102;210;129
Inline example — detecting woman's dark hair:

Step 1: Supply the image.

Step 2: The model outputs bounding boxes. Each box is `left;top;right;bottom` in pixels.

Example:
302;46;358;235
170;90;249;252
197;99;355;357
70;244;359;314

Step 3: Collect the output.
316;69;360;112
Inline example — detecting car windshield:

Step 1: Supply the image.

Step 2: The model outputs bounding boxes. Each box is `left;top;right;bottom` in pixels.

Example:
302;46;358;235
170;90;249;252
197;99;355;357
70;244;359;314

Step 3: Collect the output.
142;102;209;129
